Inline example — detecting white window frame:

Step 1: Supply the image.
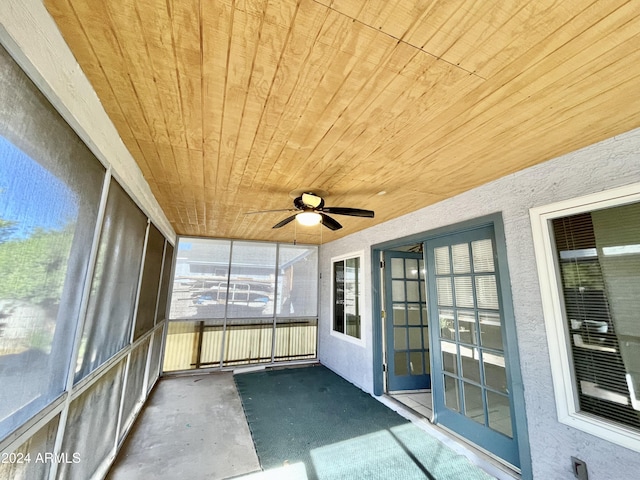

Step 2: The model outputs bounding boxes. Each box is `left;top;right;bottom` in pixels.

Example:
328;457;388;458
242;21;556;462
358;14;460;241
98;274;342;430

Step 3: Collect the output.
330;251;365;347
530;182;640;452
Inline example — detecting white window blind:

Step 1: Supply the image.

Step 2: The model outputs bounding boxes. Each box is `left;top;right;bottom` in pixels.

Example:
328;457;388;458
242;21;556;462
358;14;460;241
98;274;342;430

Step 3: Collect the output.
551;203;640;431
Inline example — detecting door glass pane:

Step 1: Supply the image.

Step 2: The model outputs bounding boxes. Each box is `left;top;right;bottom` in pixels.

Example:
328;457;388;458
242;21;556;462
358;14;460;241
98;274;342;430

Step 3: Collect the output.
452;243;471;273
394;328;407;350
454;276;474;307
406;281;420;302
407;305;421;325
458;310;477;345
409;327;422;349
395;352;408;376
460;346;481;383
392;280;405;301
442;344;458;374
487;391;513;437
423;326;430;351
393;304;406;325
405;259;419;279
439;309;455;340
419;259;425;279
476;275;499;309
472;239;495;272
484;352;507;393
479;312;503;350
391;257;404;278
463;382;485;424
444;375;460;412
434;246;450;274
410;352;424;375
436;278;453;306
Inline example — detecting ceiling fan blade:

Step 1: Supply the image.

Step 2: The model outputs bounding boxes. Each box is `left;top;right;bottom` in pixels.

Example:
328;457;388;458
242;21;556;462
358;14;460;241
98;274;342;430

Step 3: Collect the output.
272;214;297;229
246;208;295;215
321;207;374;218
319;212;342;231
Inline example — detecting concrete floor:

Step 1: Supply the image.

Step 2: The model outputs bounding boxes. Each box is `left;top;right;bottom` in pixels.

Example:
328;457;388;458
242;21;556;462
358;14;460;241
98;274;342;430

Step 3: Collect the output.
107;371;518;480
107;372;260;480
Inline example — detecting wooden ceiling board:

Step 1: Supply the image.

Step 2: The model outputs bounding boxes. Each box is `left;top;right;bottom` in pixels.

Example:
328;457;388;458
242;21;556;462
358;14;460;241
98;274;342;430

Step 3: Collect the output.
43;0;640;244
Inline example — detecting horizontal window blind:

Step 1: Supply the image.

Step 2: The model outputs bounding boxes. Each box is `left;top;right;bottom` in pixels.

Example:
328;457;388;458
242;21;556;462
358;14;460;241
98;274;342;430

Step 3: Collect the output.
552;204;640;431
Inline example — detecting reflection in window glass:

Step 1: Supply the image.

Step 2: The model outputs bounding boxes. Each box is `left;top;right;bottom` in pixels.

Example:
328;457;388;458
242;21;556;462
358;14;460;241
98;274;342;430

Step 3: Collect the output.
0;45;105;439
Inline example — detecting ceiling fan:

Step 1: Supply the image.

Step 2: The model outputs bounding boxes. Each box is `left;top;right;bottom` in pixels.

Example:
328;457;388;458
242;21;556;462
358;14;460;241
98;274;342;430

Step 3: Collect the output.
248;192;374;231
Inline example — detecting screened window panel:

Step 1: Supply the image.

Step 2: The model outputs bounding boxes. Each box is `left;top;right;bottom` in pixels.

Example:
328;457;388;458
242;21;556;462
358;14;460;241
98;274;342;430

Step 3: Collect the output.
0;45;105;440
169;239;231;319
147;326;165;392
277;245;318;317
58;359;126;480
228;242;277;318
223;318;273;366
155;242;174;323
74;179;147;382
0;414;59;480
163;322;200;372
133;225;165;340
552;203;640;432
164;239;319;371
120;338;151;439
274;317;318;361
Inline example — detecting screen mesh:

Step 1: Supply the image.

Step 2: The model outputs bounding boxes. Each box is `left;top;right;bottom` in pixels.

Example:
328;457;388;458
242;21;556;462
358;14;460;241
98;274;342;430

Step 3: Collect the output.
0;44;105;439
74;179;147;382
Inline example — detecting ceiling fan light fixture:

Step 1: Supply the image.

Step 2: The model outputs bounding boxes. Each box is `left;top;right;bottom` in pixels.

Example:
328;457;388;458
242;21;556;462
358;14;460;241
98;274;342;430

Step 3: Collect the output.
296;211;322;226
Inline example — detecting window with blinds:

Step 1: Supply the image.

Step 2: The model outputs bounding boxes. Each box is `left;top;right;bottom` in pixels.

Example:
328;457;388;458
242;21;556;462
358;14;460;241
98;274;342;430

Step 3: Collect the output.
552;203;640;431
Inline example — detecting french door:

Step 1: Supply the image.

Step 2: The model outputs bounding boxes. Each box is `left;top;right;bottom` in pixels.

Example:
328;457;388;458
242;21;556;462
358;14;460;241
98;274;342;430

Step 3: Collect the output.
425;226;520;468
384;251;430;391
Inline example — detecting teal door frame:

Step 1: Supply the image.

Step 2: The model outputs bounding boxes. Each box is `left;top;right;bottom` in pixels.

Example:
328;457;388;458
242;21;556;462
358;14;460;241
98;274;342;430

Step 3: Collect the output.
371;213;532;479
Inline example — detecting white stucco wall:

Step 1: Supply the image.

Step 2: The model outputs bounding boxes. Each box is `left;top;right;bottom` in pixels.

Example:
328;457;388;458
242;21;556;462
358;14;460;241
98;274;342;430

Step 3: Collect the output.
319;128;640;479
0;0;175;242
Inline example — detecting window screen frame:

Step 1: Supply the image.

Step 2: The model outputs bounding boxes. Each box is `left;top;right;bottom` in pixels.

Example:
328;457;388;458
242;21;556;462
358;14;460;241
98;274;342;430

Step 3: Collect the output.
530;182;640;452
330;251;365;345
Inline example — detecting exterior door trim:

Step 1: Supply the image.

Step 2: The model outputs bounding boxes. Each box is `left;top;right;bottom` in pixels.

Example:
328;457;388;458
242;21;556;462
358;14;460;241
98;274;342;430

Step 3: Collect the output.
371;213;532;479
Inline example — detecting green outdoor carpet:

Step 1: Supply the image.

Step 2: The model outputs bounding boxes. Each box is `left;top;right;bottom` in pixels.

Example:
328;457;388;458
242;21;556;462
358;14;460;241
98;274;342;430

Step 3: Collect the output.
234;365;494;480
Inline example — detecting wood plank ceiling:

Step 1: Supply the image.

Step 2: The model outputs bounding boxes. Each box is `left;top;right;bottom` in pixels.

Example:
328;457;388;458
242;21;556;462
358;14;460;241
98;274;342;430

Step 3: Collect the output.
44;0;640;244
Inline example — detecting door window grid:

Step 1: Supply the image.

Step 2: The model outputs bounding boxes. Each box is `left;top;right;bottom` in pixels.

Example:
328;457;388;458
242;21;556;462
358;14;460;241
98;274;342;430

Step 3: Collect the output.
391;258;428;378
435;241;512;438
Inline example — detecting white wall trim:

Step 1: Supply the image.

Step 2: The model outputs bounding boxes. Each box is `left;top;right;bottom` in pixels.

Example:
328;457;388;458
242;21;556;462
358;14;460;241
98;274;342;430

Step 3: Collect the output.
529;181;640;453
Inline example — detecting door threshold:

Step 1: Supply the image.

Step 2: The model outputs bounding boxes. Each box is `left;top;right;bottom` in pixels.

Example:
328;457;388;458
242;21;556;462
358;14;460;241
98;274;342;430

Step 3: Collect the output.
378;394;520;480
